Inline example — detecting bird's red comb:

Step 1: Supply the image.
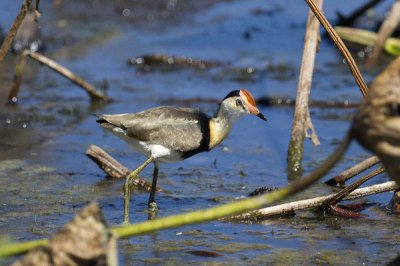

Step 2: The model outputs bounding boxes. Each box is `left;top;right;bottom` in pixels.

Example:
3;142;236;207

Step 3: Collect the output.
239;89;257;108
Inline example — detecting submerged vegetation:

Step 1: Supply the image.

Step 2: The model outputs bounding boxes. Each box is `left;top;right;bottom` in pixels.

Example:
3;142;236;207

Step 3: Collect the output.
1;0;400;265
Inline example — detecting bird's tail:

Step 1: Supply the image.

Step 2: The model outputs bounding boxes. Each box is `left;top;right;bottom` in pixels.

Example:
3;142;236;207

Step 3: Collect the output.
94;114;116;129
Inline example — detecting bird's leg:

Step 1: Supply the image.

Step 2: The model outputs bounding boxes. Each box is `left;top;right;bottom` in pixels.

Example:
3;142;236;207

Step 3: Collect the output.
124;156;154;224
148;163;159;217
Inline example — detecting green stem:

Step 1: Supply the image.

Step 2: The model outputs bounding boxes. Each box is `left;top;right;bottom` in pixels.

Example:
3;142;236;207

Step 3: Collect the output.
0;134;351;258
112;131;349;238
0;239;48;258
113;188;290;238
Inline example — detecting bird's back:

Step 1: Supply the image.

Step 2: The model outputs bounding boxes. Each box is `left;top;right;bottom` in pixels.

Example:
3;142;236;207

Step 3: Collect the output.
96;106;211;159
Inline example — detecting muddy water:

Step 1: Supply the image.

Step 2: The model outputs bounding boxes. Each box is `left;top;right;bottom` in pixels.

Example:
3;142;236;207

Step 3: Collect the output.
0;1;399;265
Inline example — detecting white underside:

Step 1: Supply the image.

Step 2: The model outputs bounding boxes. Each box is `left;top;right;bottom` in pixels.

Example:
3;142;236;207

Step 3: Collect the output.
111;127;183;163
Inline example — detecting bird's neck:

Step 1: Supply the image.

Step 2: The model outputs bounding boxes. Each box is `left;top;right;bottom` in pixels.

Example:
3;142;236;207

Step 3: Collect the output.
208;105;240;149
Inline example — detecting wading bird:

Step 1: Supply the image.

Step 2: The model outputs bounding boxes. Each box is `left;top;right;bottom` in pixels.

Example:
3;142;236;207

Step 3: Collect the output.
96;89;266;223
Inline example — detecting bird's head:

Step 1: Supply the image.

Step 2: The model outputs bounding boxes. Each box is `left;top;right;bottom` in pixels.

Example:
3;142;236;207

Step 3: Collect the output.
221;89;267;121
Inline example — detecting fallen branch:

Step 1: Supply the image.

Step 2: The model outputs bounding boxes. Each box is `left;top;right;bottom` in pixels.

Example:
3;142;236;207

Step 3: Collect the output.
0;0;32;63
322;166;384;207
86;144;130;178
86;144;158;192
26;51;106;101
304;0;368;96
287;0;322;176
8;50;107;102
230;181;398;221
367;0;400;66
325;155;380;186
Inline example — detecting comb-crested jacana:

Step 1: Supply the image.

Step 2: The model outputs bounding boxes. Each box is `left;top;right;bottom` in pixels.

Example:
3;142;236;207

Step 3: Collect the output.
96;89;266;223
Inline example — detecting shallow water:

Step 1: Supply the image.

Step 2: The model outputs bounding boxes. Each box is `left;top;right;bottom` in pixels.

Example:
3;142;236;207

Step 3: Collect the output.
0;1;399;265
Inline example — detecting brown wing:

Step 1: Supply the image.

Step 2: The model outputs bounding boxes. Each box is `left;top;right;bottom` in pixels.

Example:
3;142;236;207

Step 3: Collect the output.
99;107;210;152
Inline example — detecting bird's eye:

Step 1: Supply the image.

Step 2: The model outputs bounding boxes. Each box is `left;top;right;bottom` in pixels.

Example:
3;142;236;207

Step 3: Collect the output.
236;99;243;106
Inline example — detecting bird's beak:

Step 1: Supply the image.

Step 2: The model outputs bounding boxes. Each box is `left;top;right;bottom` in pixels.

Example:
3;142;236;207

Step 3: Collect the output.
247;105;267;121
239;90;267;121
257;112;267;121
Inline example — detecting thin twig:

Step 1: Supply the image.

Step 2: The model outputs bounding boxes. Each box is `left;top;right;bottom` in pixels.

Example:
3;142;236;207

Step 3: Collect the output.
325;155;380;186
367;0;400;66
287;0;322;176
86;144;159;192
304;0;368;96
7;51;108;102
26;51;106;101
322;166;384;207
0;0;32;64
